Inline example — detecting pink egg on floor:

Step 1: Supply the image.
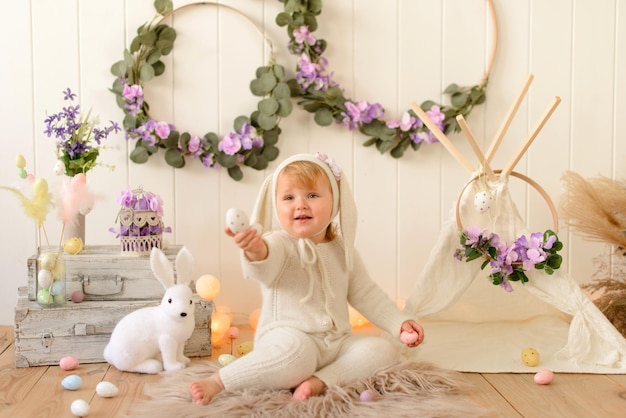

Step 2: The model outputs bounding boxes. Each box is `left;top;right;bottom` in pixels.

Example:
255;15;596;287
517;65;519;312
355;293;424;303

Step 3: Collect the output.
59;356;80;371
400;330;418;345
71;290;85;303
359;389;379;402
533;369;554;385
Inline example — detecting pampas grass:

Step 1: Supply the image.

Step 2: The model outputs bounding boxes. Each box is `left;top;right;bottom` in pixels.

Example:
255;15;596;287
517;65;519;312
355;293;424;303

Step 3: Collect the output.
560;170;626;249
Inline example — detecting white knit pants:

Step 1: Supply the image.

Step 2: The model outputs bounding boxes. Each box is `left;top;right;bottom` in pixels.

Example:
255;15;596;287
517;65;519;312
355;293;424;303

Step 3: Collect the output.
219;327;400;391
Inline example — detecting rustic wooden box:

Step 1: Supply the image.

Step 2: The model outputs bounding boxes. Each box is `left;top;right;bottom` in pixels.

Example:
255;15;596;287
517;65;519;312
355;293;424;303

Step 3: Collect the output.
14;287;212;367
27;245;183;301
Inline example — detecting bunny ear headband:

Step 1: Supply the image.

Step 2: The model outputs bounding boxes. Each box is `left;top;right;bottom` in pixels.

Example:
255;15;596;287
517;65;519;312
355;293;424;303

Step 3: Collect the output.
250;152;357;272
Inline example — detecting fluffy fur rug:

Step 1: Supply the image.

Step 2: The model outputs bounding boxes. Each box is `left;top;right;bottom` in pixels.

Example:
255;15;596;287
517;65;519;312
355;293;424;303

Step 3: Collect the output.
129;360;489;418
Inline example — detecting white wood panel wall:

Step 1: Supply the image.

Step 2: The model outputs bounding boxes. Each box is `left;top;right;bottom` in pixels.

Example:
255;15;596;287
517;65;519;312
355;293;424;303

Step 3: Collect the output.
0;0;623;325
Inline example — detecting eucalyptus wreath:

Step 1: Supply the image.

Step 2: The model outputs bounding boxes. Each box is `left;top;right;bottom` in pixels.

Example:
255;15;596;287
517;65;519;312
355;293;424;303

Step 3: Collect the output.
276;0;497;158
110;0;292;181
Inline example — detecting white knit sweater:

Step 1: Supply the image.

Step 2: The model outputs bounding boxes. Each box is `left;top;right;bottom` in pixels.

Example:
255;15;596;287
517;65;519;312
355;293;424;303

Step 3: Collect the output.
241;231;411;341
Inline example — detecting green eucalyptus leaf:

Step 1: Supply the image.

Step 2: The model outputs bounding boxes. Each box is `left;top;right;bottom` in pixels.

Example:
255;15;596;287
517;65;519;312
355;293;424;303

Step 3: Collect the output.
154;0;173;15
363;137;378;147
275;12;292;27
139;63;155;82
263;128;280;146
444;83;460;94
146;50;162;65
314;108;333;126
123;113;137;129
152;61;165;76
451;92;468;108
277;98;293;117
258;73;278;94
130;37;141;54
179;132;191;151
272;82;291;99
258;113;278;130
228;166;243;181
165;148;185;168
162;131;179;148
130;146;150;164
111;60;127;78
233;115;250;131
262;145;280;161
259;98;279;115
250;79;264;96
138;31;157;47
216;153;238;168
272;65;286;81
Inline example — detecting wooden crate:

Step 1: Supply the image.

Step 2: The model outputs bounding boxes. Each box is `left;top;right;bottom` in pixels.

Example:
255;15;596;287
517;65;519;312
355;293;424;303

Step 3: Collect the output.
26;245;183;301
14;287;212;367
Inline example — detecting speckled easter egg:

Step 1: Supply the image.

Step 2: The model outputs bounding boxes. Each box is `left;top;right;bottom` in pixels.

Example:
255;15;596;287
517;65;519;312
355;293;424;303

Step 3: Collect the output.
226;208;250;233
96;381;119;397
473;191;493;214
237;341;254;356
521;347;540;367
70;399;90;417
62;374;83;390
533;369;554;385
59;356;80;371
36;289;52;305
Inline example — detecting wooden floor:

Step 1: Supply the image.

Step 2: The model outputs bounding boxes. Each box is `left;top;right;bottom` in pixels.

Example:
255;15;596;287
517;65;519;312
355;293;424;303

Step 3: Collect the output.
1;324;626;418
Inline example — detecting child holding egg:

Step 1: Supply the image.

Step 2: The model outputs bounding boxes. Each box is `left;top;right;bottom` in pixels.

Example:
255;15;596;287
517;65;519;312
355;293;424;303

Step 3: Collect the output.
190;153;424;405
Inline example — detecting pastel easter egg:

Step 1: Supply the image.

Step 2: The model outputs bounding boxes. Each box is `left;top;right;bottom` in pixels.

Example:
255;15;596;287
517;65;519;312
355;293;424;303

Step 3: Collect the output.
54;261;66;279
237;341;254;356
18;168;27;179
37;289;52;305
53;160;66;176
50;280;65;296
400;331;418;345
71;290;85;303
521;347;540;367
96;381;119;398
359;389;379;402
33;177;49;197
64;237;84;255
473;191;493;214
38;269;53;289
62;374;83;390
15;154;26;169
59;356;80;371
533;369;555;385
40;252;57;270
218;354;237;367
226;208;250;233
228;326;240;339
70;399;90;417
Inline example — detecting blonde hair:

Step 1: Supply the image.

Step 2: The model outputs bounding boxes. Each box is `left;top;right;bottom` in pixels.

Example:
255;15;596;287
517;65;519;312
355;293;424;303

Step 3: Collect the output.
279;161;337;241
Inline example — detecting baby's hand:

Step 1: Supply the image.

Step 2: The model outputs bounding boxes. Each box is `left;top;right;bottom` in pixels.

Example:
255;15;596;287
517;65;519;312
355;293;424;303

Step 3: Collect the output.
400;320;424;348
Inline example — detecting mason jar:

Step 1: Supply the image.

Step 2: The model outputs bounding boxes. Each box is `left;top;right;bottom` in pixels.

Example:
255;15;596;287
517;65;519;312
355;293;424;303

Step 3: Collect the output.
36;247;66;308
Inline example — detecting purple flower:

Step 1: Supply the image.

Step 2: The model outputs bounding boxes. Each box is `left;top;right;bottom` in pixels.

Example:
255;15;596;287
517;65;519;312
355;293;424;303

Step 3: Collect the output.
293;26;316;45
122;84;143;102
387;111;417;132
218;133;242;155
154;121;171;139
188;135;201;153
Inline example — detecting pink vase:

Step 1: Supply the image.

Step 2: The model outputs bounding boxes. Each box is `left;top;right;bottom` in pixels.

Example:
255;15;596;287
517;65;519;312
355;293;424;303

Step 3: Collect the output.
64;213;86;243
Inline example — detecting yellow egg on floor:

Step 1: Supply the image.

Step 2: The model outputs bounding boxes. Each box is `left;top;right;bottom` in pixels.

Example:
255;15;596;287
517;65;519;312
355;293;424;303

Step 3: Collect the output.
521;347;540;367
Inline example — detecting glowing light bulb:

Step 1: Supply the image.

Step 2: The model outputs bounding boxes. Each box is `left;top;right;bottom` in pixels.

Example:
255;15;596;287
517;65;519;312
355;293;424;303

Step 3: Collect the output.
195;274;221;300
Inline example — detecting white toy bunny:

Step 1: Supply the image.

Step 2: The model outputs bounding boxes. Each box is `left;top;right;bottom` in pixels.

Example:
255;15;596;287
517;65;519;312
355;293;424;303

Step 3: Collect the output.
103;246;196;374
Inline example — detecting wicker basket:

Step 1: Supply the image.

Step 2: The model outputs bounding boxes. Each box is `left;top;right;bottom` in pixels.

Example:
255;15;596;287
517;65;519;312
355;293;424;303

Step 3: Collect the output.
117;188;164;256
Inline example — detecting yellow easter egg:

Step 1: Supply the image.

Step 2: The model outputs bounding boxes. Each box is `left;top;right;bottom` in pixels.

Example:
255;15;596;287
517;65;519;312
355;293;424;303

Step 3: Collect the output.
63;237;84;255
237;341;254;356
218;354;237;367
15;154;26;169
33;178;48;196
195;274;221;300
40;252;57;270
521;347;540;367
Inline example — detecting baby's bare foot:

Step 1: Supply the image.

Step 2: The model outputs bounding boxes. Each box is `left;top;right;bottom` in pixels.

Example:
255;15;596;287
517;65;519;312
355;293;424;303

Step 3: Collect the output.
189;374;224;405
293;376;326;401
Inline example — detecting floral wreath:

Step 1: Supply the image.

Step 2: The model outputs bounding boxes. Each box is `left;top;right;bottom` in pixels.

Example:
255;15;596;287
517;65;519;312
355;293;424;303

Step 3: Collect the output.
453;171;563;292
110;1;292;181
276;0;498;158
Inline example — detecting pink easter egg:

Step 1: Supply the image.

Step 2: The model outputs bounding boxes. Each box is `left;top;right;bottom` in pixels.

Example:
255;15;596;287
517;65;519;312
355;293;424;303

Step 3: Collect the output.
228;326;240;339
359;389;379;402
533;369;554;385
59;356;80;371
71;173;87;188
400;330;419;345
71;290;85;303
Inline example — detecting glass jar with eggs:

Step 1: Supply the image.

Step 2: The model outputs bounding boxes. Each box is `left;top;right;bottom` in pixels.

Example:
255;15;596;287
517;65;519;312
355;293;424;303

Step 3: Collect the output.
36;247;66;308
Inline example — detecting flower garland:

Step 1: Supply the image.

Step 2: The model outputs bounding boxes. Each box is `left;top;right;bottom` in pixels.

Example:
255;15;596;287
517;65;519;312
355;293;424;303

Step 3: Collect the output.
276;0;497;158
454;226;563;292
110;1;292;181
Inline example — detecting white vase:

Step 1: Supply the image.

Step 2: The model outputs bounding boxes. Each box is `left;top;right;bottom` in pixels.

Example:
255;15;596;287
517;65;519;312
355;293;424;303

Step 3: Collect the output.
64;213;86;243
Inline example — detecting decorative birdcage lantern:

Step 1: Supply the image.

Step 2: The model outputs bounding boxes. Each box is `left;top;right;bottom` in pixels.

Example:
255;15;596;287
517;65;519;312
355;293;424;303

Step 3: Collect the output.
113;186;169;256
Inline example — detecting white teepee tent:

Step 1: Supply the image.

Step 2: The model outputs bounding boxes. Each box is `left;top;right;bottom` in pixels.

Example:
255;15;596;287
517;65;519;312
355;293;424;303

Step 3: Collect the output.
402;75;626;373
